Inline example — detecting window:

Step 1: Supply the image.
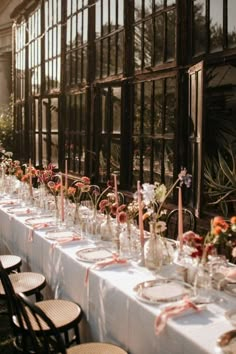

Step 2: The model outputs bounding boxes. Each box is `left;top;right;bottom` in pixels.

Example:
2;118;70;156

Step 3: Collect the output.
66;0;89;87
133;75;176;189
134;0;176;71
44;0;62;92
28;8;41;95
15;21;26;100
95;0;124;79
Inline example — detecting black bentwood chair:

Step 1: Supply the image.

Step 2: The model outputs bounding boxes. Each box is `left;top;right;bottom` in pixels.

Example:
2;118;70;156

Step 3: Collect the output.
0;260;83;352
166;208;196;240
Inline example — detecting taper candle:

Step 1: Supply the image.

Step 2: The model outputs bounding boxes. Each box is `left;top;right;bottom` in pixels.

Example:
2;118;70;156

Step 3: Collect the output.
177;186;183;251
29;158;33;197
65;159;68;191
137;181;144;248
60;173;65;222
113;174;118;205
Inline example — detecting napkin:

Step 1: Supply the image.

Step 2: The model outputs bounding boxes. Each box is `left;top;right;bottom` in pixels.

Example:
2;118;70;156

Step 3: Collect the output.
27;222;53;242
85;254;127;284
155;297;204;335
51;235;81;247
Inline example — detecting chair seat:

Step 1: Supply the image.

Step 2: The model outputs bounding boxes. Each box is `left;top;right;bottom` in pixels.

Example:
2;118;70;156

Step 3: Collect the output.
67;342;128;354
13;299;82;332
0;272;46;299
0;255;22;272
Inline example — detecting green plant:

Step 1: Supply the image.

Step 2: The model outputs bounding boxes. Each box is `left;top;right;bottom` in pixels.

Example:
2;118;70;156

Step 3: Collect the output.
204;147;236;216
0;97;14;153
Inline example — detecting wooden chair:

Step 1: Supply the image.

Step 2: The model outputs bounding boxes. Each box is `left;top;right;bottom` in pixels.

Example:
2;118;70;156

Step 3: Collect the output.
67;342;128;354
0;260;83;351
166;208;196;240
0;254;22;273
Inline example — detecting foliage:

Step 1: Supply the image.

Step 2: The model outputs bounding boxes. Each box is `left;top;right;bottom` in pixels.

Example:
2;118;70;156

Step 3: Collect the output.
0;98;14;153
204;147;236;216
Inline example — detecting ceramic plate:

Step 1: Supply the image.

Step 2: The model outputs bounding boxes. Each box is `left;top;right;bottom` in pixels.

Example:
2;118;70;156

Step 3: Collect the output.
75;247;114;263
25;216;55;226
45;230;79;241
224;283;236;297
217;330;236;353
225;309;236;326
133;279;193;304
7;207;35;216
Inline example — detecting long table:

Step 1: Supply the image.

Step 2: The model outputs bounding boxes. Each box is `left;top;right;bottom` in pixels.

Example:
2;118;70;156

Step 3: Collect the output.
0;199;236;354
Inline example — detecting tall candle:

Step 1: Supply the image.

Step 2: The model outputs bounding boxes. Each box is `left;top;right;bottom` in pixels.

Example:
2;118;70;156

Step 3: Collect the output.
65;159;68;191
137;181;144;248
177;186;183;251
60;174;65;223
29;158;33;197
113;174;118;205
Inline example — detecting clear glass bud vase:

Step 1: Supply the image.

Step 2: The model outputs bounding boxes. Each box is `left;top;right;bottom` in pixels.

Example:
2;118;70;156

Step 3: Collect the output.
144;221;164;272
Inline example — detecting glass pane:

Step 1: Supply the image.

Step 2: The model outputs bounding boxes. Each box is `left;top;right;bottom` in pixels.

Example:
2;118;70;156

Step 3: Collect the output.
51;134;58;165
112;87;121;133
133;137;141;179
165;77;176;134
81;94;86;132
96;0;101;38
153;139;161;182
167;0;176;5
103;0;109;35
164;140;174;187
110;0;116;28
117;32;123;74
72;14;77;48
110;35;116;76
154;14;164;64
143;138;151;181
144;19;152;67
66;18;71;47
42;134;47;165
101;88;109;132
102;38;108;77
166;10;176;61
134;0;142;21
82;47;87;82
155;0;164;11
110;140;120;174
145;0;152;16
83;10;88;43
95;42;101;78
143;81;152;135
209;0;223;52
77;12;82;46
134;83;141;134
154;79;163;134
118;0;124;27
134;24;142;70
227;0;236;48
99;138;108;182
42;99;48;131
193;0;206;55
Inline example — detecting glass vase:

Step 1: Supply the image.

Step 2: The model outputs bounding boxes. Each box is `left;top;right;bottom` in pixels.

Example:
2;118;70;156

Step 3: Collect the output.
100;214;114;242
144;221;164;273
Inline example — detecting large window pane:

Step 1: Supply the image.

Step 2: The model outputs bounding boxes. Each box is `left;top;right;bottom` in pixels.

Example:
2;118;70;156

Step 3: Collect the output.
209;0;223;52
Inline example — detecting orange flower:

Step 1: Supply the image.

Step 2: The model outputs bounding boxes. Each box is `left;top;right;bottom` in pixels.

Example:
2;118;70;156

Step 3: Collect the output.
230;216;236;225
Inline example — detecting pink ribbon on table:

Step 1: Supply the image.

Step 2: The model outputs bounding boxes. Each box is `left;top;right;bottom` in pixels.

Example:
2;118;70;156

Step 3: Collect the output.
85;254;127;285
154;297;203;335
51;235;81;249
27;223;51;242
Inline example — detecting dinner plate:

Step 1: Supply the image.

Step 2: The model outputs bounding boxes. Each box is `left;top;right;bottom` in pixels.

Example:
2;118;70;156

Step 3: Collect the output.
7;207;35;216
225;309;236;326
224;282;236;297
45;230;79;241
133;279;193;304
75;247;114;263
217;330;236;353
25;216;55;226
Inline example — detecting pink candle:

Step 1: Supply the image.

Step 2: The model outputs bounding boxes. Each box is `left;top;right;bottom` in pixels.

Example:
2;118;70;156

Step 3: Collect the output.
29;158;33;197
60;174;64;222
65;159;68;191
178;186;183;251
137;181;144;248
113;174;118;205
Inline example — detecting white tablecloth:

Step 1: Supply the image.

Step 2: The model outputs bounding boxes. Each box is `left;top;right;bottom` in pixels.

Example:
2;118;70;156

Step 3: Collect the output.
0;202;236;354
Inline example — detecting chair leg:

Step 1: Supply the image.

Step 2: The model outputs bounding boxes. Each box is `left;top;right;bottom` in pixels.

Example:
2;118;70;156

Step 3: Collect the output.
35;291;43;302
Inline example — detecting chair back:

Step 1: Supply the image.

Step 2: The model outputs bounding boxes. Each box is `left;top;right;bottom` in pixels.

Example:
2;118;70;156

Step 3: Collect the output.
0;260;66;353
166;208;196;240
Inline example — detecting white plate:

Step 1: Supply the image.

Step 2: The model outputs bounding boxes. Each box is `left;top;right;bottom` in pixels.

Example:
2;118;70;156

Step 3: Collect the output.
7;208;35;216
25;216;55;226
217;330;236;353
225;309;236;326
45;230;79;241
75;247;114;263
224;283;236;297
133;279;193;304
